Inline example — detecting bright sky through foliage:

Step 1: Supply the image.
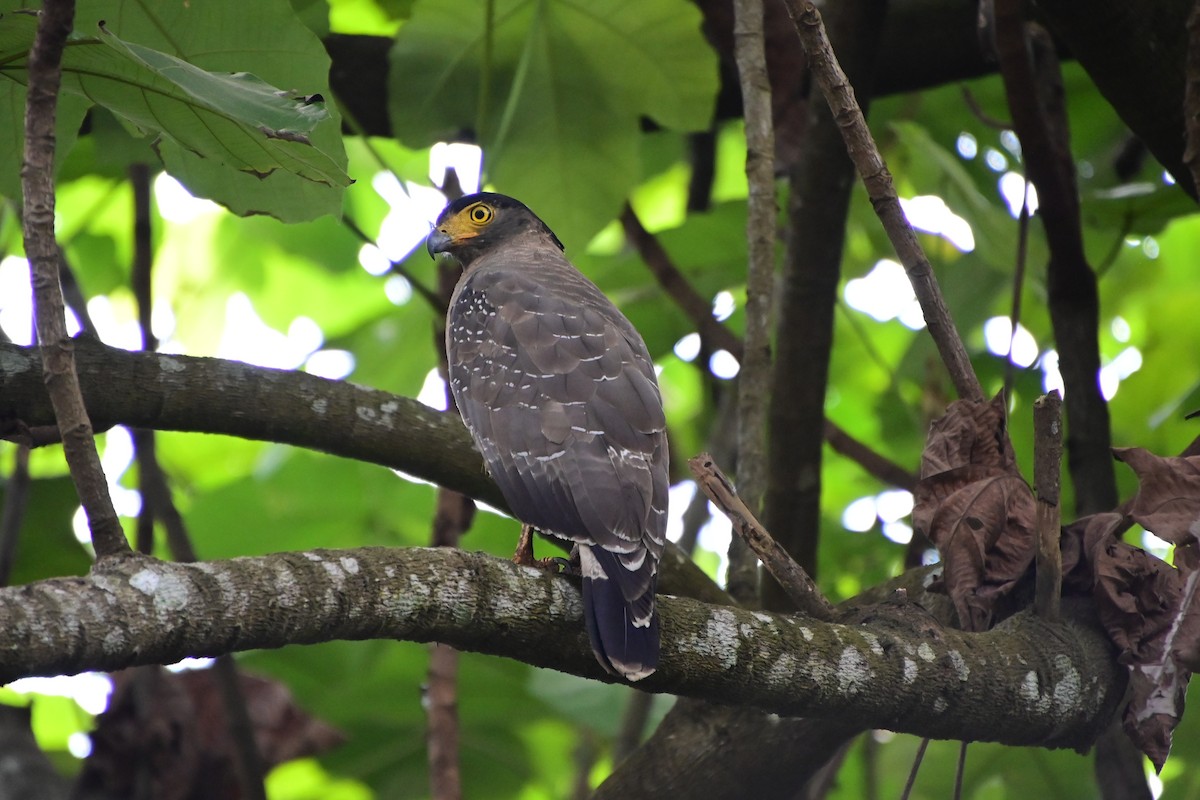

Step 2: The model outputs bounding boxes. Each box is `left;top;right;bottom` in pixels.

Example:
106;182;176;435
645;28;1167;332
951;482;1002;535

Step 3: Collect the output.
983;316;1040;368
899;195;975;251
844;259;926;329
999;171;1039;217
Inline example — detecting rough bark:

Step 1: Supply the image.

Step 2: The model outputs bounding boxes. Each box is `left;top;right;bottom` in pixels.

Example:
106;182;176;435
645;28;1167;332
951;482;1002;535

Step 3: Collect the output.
0;547;1124;750
0;339;755;608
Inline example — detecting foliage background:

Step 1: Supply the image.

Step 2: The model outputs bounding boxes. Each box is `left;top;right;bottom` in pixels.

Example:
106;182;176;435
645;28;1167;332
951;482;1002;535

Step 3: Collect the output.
1;0;1198;797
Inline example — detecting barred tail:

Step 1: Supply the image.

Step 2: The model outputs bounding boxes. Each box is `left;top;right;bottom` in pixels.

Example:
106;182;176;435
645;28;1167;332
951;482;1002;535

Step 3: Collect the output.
579;544;659;681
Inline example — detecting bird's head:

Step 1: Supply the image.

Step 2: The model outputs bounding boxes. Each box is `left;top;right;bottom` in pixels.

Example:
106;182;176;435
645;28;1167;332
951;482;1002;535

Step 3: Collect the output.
426;192;565;266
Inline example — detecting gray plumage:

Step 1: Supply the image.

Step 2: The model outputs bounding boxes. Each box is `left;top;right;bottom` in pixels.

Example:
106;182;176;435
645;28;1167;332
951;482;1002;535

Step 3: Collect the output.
429;192;667;681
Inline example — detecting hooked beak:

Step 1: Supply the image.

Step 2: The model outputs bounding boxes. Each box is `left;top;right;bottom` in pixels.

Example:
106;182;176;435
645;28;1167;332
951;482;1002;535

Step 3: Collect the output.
426;228;453;258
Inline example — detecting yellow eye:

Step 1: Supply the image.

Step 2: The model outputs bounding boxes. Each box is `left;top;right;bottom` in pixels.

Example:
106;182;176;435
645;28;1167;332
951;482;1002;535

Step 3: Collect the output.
467;203;494;225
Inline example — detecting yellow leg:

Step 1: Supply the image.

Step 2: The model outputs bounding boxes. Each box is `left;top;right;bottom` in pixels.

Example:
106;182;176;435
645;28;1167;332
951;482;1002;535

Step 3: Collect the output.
512;525;565;571
513;524;536;566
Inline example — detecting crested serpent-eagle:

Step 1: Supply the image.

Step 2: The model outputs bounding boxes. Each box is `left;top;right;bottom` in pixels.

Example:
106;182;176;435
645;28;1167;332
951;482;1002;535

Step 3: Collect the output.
428;192;668;681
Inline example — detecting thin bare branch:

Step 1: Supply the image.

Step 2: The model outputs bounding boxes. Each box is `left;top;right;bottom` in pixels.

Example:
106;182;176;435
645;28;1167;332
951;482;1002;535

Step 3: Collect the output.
612;691;654;765
731;0;777;607
1003;183;1031;399
426;171;468;800
899;736;930;800
824;420;917;491
688;453;834;621
1033;391;1063;621
126;168;267;800
619;206;743;359
992;8;1116;516
22;0;128;557
341;215;442;311
780;0;984;403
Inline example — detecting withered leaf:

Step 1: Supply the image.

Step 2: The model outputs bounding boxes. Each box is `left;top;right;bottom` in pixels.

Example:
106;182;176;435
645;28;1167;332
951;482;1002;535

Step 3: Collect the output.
1114;448;1200;553
1060;511;1123;592
919;394;1017;479
1086;524;1190;771
1121;567;1197;772
923;472;1036;631
1172;572;1200;675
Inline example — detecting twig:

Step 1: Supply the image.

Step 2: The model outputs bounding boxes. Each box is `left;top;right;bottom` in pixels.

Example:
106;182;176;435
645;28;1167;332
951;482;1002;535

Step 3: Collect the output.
130;163;156;351
22;0;128;558
426;171;469;800
953;740;968;800
781;1;984;403
687;453;833;620
899;736;930;800
341;215;442;311
571;730;599;800
960;86;1010;130
130;163;157;554
57;246;98;338
823;419;916;491
731;0;777;608
212;656;268;800
622;203;916;502
993;8;1117;516
619;206;743;359
613;691;654;765
687;130;717;212
1003;183;1030;400
1032;392;1063;621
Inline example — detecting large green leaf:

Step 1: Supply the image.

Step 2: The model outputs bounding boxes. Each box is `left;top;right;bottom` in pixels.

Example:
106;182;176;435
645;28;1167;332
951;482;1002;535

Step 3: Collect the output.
0;2;350;221
0;12;91;202
389;0;718;246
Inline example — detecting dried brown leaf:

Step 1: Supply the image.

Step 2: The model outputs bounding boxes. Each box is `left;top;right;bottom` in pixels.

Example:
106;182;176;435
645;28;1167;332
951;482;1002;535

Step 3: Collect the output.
919;395;1017;479
1172;572;1200;674
1060;511;1122;592
1080;519;1190;771
924;472;1036;631
1114;448;1200;553
1121;567;1195;773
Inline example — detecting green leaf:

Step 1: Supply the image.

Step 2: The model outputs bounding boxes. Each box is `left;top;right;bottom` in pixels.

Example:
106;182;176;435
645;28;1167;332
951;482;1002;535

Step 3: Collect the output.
0;2;351;221
0;474;91;586
0;13;91;203
389;0;717;246
71;26;345;185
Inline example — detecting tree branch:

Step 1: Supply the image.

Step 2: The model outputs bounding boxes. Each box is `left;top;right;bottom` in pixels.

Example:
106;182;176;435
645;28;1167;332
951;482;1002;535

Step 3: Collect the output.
21;0;127;558
0;340;725;605
781;0;984;403
992;11;1117;517
689;454;833;620
730;0;776;606
0;546;1123;750
619;206;743;360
